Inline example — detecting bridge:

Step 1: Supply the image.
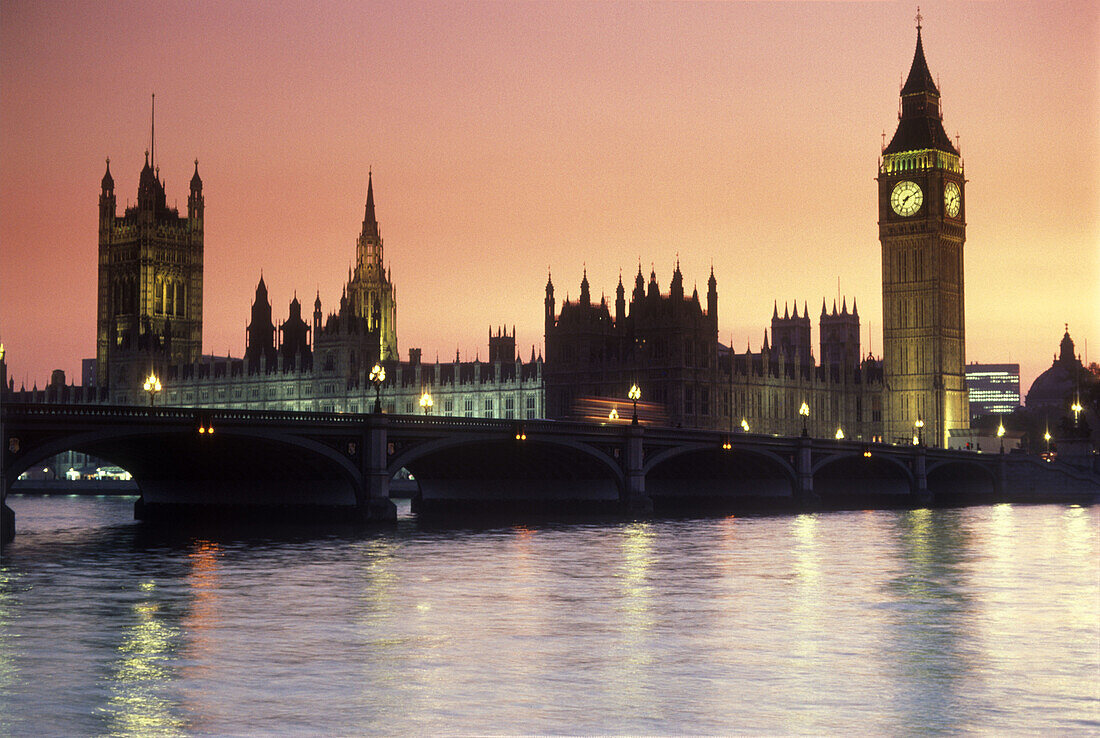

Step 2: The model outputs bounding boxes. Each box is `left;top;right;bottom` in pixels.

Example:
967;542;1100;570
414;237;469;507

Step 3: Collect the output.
3;402;1097;542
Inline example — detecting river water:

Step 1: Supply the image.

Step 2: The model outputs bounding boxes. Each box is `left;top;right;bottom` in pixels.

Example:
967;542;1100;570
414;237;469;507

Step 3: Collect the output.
1;495;1097;736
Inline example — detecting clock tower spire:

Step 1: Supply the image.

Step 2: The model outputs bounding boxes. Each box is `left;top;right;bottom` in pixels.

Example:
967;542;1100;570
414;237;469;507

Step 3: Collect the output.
878;19;968;447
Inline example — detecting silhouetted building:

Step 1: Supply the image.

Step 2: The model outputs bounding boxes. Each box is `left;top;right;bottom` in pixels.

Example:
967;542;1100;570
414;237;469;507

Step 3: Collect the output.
545;266;885;438
545;263;720;426
819;298;861;373
1026;328;1091;411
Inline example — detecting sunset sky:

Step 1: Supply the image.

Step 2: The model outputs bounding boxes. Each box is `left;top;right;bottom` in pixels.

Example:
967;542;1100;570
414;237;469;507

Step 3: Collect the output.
2;0;1097;396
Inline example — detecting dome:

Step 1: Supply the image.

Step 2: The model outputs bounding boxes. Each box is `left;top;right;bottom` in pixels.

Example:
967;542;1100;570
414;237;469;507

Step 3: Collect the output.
1026;329;1084;410
1026;363;1078;410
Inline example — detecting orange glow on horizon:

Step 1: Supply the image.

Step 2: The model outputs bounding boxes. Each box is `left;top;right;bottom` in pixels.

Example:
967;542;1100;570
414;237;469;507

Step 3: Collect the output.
1;2;1096;395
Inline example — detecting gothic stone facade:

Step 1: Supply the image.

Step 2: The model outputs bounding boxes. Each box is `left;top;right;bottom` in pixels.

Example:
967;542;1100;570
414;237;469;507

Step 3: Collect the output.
878;24;969;446
545;267;884;440
46;159;543;419
96;154;204;390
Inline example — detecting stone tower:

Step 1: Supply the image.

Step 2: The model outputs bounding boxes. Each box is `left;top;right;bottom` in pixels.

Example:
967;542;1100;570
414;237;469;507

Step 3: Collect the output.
820;298;861;372
96;134;204;391
344;172;398;361
878;19;968;446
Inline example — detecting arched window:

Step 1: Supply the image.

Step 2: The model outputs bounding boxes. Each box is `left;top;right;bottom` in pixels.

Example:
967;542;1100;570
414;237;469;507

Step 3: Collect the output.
166;280;175;316
155;278;164;314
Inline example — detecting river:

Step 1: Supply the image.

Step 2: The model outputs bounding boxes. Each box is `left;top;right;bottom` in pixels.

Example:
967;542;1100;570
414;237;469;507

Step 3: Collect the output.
1;495;1097;735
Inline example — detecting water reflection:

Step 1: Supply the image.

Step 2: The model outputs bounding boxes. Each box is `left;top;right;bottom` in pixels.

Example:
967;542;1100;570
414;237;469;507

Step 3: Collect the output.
0;569;20;736
615;522;655;708
101;579;186;737
2;496;1097;735
887;507;978;732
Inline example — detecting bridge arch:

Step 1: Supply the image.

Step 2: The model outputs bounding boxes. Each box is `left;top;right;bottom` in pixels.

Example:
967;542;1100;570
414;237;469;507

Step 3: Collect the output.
389;434;625;512
6;425;364;509
644;443;798;506
813;451;915;505
926;458;998;503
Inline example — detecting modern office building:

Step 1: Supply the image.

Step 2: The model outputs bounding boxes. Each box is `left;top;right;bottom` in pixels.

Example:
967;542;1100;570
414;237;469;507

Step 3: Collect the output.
965;363;1020;419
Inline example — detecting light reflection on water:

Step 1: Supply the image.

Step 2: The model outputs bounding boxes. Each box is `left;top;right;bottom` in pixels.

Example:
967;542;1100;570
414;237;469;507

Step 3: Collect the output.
1;495;1098;735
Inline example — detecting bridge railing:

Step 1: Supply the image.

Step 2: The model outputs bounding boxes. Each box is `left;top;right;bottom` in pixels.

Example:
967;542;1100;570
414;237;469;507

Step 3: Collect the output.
0;401;990;460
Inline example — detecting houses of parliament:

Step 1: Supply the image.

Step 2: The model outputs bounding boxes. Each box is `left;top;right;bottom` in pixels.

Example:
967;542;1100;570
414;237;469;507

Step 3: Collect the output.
4;23;969;447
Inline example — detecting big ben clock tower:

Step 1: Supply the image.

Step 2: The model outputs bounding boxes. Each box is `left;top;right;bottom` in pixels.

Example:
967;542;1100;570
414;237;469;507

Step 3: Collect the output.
879;16;969;447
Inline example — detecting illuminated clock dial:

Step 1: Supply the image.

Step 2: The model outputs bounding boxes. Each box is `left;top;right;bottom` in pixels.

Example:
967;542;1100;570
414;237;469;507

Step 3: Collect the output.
944;181;961;218
890;180;923;216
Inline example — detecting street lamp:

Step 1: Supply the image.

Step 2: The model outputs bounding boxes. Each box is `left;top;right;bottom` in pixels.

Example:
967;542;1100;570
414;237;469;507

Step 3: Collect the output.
609;407;619;421
915;416;924;447
1044;428;1052;455
419;391;433;415
369;363;386;413
1071;397;1083;426
741;418;750;433
997;420;1006;454
835;427;844;441
628;384;641;425
799;401;809;437
143;372;161;408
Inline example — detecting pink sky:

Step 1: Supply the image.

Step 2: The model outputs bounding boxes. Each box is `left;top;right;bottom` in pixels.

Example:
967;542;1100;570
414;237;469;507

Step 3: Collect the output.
2;1;1097;396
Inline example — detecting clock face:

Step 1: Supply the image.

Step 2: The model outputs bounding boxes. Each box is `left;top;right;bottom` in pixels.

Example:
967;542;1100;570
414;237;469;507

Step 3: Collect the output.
891;180;923;216
944;181;961;218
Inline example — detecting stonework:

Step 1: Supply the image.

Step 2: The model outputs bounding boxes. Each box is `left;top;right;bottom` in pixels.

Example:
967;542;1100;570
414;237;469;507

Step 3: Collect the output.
544;267;885;440
878;25;970;446
96;154;204;390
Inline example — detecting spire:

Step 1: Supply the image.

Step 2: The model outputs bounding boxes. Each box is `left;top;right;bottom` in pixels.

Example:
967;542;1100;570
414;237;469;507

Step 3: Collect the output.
852;298;858;315
190;158;202;191
150;93;155;170
773;301;779;319
362;170;379;240
902;20;938;96
821;298;828;317
101;158;114;190
841;296;848;314
783;302;789;320
884;19;957;155
707;265;717;291
579;267;591;304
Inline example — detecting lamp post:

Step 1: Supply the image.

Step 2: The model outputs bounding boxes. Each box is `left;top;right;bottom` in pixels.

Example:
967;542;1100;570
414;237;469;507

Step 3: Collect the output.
628;384;641;425
1071;397;1083;427
1044;428;1052;455
419;391;433;416
915;416;924;447
799;401;809;437
369;363;386;413
835;427;844;441
997;420;1006;454
143;372;161;408
741;418;750;433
